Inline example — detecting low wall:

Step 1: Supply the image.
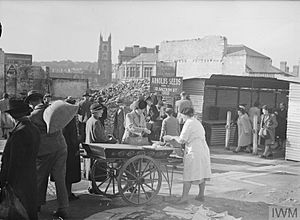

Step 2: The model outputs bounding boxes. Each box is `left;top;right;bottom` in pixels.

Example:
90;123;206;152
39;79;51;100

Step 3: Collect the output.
50;78;88;99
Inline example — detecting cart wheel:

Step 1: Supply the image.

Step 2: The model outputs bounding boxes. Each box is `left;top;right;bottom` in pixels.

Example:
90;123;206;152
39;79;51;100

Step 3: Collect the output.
91;160;121;196
117;155;162;205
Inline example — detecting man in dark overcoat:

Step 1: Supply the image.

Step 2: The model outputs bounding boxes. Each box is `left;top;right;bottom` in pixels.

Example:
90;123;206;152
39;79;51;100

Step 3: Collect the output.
145;96;160;141
274;102;287;149
113;98;126;143
96;96;107;128
63;97;81;201
78;92;92;142
0;99;41;220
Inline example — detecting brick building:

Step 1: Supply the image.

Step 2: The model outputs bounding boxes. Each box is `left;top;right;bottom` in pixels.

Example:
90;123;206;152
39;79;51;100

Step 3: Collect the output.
118;45;159;65
119;53;158;80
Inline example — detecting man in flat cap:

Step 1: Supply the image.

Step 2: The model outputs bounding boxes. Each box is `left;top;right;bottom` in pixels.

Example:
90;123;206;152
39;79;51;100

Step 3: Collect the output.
85;103;115;144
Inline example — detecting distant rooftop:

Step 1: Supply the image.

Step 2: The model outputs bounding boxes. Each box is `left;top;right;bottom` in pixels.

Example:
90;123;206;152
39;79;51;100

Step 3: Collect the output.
227;45;270;59
129;53;158;63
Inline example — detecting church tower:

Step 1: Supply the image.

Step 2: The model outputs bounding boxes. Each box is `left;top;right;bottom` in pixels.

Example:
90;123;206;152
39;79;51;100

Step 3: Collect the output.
97;33;112;83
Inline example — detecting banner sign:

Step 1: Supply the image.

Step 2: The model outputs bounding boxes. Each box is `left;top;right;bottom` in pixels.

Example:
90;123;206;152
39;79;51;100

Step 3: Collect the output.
150;76;183;96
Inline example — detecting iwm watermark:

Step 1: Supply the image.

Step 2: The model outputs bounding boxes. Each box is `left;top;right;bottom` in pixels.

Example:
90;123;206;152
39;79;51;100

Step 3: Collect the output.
269;206;299;220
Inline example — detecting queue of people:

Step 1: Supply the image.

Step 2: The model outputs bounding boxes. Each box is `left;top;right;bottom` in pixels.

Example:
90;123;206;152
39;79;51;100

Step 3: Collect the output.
232;102;287;159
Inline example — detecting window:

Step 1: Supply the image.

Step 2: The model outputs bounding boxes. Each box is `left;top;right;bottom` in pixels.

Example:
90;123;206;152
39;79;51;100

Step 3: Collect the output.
102;54;107;59
144;67;152;78
103;45;108;51
126;67;130;77
130;67;135;78
136;66;140;78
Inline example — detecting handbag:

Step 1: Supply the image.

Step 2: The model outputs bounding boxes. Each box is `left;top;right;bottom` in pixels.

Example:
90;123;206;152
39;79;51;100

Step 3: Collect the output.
259;128;270;139
0;184;29;220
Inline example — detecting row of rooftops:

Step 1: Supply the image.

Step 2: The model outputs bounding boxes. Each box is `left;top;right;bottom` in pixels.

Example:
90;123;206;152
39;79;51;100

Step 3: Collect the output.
119;36;298;78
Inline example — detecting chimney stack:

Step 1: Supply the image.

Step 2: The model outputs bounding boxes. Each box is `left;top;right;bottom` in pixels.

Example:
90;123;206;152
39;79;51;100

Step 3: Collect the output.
293;65;299;77
133;45;140;56
280;61;287;72
155;45;159;54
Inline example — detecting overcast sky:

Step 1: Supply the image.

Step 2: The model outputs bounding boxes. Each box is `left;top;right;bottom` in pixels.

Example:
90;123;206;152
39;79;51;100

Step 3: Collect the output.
0;1;299;68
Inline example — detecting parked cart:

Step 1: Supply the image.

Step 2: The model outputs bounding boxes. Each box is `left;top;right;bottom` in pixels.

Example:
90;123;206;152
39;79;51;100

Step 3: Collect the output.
81;143;182;205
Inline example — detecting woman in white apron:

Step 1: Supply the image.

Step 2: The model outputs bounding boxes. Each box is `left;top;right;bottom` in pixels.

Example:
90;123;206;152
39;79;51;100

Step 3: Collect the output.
164;107;211;204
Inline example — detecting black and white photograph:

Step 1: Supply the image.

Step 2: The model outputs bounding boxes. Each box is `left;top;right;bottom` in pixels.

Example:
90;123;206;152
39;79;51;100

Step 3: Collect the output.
0;1;299;219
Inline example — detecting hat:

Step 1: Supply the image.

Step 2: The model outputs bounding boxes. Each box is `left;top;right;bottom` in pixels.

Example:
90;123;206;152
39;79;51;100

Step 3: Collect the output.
90;103;103;113
44;93;52;98
138;100;147;110
5;98;31;115
24;90;43;103
83;92;90;97
238;104;246;110
65;96;76;104
97;96;105;103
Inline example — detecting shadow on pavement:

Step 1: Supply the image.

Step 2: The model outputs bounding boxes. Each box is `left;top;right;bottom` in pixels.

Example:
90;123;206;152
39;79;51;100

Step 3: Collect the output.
204;196;270;220
39;194;126;220
39;194;270;220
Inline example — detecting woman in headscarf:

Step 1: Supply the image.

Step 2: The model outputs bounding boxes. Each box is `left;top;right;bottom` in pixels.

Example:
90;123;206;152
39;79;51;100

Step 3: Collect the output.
233;106;253;153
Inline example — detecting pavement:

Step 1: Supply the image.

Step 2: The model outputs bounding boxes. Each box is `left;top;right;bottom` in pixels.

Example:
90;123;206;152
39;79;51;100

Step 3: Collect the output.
0;138;299;220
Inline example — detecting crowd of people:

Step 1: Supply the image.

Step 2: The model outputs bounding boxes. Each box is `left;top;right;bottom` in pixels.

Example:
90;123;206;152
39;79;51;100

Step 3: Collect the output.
0;86;214;219
0;91;81;219
231;102;287;159
0;81;289;219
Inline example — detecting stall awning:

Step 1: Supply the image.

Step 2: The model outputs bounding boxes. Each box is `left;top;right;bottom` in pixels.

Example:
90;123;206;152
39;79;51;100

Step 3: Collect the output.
204;75;289;90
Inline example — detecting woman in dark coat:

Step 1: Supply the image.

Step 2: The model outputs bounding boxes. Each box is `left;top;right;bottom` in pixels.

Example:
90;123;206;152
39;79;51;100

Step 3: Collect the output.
63;97;81;200
0;99;41;220
259;105;278;158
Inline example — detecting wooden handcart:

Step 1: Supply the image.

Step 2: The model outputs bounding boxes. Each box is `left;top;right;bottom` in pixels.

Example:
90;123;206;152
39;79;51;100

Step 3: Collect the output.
81;143;182;206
